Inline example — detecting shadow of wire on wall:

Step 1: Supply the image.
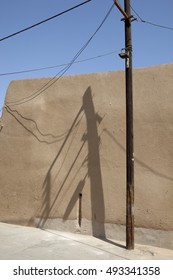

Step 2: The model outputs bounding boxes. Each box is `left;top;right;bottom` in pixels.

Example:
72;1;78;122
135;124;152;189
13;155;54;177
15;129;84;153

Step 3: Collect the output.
37;104;84;228
4;105;68;144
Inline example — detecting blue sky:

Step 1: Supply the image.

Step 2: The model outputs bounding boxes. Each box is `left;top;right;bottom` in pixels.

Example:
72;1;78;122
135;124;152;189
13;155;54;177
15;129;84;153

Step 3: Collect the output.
0;0;173;111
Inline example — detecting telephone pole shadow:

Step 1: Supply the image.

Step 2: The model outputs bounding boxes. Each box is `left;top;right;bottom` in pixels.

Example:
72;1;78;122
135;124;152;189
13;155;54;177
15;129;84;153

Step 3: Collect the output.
82;87;105;237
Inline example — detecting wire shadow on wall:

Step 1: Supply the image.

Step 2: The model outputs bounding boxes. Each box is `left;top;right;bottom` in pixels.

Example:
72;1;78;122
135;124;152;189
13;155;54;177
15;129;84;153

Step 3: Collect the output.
37;104;84;228
4;105;69;144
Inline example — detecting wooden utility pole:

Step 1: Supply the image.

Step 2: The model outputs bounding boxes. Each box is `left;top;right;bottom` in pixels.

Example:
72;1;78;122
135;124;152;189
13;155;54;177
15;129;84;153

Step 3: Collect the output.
124;0;134;250
114;0;134;250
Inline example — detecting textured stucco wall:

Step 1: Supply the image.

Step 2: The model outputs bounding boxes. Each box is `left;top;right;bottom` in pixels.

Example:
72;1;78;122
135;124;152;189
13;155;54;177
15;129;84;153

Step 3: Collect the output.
0;64;173;236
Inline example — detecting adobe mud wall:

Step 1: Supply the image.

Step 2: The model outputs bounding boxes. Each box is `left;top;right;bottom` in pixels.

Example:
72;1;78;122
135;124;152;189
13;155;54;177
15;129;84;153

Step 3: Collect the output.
0;64;173;240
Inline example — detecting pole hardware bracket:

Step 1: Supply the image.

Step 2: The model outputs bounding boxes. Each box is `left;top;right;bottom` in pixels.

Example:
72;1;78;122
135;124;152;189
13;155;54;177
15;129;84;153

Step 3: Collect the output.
121;15;137;22
118;47;131;59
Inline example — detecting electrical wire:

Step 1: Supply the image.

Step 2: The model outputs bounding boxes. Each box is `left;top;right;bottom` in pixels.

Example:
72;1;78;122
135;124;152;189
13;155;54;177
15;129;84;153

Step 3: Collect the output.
6;3;115;107
0;0;92;42
130;4;173;31
0;50;120;77
141;21;173;31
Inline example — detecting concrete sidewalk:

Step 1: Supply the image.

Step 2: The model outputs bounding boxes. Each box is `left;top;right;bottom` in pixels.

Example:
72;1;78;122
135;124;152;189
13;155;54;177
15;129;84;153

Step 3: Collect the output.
0;222;173;260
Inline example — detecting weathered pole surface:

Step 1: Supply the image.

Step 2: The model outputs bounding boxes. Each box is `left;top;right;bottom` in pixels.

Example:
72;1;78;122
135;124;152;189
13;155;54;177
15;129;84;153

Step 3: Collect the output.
124;0;134;250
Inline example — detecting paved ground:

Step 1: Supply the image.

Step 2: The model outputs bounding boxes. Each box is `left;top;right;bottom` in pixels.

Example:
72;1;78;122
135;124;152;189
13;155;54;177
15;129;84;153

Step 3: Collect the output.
0;222;173;260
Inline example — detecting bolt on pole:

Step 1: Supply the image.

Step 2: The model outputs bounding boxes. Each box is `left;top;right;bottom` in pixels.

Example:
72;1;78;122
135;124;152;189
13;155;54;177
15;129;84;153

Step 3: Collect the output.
124;0;134;250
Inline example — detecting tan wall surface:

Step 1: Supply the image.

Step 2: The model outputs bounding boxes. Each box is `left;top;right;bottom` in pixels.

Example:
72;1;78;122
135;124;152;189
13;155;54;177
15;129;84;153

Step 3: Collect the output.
0;64;173;235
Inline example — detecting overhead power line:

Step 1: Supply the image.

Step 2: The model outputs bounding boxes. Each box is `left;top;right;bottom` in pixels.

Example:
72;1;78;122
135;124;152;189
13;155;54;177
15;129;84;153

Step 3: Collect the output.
130;4;173;31
0;50;120;77
141;20;173;31
6;4;115;106
0;0;92;42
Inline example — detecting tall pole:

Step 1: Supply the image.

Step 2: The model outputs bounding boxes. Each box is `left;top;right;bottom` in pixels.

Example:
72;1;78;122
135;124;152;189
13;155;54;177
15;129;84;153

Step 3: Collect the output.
113;0;134;249
124;0;134;250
